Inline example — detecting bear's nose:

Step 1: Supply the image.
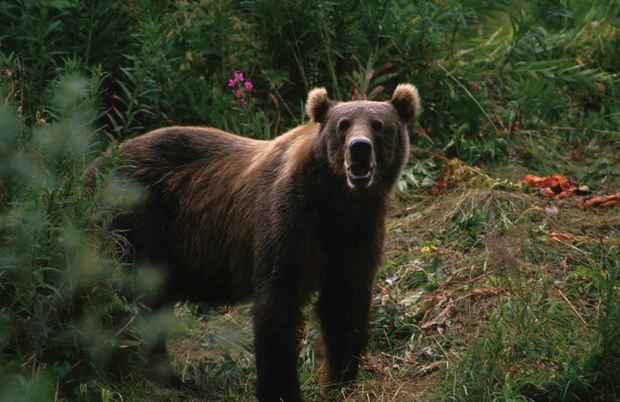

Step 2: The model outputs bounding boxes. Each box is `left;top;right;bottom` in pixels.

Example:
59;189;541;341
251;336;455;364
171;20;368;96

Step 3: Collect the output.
349;137;373;164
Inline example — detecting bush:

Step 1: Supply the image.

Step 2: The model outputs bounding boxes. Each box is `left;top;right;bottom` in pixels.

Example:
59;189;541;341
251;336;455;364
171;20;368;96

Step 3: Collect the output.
0;66;171;399
3;1;618;158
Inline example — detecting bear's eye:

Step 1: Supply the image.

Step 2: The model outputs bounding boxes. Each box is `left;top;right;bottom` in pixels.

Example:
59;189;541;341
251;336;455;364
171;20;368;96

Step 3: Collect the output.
371;119;384;131
338;119;351;132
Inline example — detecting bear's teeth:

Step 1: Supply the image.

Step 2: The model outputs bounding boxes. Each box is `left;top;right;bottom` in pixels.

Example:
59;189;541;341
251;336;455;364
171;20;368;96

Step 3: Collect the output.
347;162;373;177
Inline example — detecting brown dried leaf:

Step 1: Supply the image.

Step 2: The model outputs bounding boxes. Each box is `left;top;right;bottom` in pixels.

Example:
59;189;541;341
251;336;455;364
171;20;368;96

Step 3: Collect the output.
582;193;620;208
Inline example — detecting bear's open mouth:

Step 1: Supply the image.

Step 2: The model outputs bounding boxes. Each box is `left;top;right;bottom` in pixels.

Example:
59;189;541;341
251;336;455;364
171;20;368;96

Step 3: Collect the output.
345;162;375;189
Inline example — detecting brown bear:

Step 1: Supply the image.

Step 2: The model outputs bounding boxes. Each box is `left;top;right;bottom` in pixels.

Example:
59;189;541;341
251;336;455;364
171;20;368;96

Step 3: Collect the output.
88;84;420;401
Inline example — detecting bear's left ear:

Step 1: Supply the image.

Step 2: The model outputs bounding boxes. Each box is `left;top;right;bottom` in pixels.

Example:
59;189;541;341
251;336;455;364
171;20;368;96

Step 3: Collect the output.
390;83;421;123
306;87;332;124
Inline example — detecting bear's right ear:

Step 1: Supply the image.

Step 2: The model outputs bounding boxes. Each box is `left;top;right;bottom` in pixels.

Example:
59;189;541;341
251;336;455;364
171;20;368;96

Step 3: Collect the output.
390;83;421;123
306;87;332;124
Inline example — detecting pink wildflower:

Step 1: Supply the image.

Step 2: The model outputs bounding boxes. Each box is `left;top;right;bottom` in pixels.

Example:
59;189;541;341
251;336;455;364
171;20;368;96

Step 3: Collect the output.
233;71;244;82
244;80;254;92
234;89;244;99
227;79;237;88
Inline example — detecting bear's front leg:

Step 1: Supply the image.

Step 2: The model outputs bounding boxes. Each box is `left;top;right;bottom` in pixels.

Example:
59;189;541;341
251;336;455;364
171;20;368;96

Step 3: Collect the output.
317;276;373;391
253;282;303;402
316;230;383;397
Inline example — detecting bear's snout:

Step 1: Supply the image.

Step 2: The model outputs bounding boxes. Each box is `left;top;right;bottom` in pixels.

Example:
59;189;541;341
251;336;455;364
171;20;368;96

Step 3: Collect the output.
345;137;375;190
349;138;373;166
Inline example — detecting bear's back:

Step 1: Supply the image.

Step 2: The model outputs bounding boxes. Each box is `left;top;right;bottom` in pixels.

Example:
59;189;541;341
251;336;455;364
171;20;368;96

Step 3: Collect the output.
109;125;320;304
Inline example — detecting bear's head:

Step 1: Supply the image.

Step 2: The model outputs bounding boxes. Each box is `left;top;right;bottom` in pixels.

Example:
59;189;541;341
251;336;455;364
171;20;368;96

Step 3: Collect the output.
306;84;421;192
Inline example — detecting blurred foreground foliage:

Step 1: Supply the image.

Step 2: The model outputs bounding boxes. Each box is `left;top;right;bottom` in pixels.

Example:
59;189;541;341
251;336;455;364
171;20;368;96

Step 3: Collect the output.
0;0;619;400
0;68;185;400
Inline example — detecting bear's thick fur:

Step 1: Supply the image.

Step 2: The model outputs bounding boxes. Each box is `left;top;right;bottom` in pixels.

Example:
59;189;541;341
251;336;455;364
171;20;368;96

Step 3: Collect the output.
89;84;420;401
